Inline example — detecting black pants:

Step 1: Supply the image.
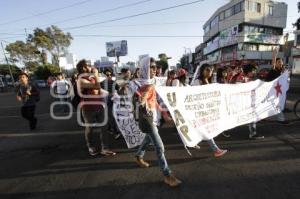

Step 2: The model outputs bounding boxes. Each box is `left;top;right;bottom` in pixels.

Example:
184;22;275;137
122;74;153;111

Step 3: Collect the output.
21;106;37;129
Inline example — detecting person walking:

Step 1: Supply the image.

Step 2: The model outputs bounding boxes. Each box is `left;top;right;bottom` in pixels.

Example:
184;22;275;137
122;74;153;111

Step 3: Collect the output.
16;72;39;130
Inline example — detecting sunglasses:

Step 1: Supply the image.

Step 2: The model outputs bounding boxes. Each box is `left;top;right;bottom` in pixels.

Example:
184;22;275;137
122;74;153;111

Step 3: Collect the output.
106;73;112;77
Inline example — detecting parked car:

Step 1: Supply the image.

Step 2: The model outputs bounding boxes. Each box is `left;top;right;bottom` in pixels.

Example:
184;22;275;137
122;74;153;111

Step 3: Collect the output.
35;80;47;88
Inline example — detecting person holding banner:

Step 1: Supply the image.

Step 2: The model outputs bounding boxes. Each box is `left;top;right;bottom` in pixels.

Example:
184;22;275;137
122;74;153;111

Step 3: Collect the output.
172;68;201;149
135;56;182;187
266;47;289;124
192;64;228;157
76;60;116;157
166;70;176;86
243;64;265;140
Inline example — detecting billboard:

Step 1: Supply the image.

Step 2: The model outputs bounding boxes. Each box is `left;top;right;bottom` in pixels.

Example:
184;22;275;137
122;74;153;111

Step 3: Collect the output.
244;33;284;45
106;40;128;57
219;25;238;48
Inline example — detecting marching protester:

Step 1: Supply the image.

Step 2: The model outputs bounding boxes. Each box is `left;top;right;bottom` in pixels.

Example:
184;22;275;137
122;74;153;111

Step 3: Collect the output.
135;56;182;187
156;65;163;77
243;64;265;140
265;48;289;124
192;64;228;157
166;70;176;86
76;59;116;157
52;73;71;112
101;69;121;140
171;68;201;149
16;72;40;130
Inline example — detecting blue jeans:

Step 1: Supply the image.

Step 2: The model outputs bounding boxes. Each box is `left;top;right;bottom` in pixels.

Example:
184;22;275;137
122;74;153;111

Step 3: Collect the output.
136;124;171;176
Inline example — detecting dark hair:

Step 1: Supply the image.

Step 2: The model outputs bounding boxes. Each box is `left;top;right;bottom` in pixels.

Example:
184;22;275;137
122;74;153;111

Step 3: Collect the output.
133;68;140;78
177;75;186;86
150;57;156;63
216;68;226;83
156;65;162;69
121;68;129;73
199;64;212;83
243;64;256;75
168;70;176;76
276;58;282;62
76;59;87;74
104;68;113;75
19;72;29;78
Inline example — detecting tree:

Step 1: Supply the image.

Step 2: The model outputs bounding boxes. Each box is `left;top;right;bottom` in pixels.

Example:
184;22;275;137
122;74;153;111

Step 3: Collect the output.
29;25;73;66
5;41;39;67
0;64;22;79
157;53;170;74
34;64;60;80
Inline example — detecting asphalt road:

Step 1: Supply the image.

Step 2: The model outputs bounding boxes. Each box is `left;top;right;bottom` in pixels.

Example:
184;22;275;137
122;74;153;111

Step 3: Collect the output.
0;85;299;199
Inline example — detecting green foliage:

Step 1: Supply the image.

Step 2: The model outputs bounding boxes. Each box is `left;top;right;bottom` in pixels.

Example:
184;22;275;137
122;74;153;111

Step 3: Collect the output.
5;41;39;64
0;64;22;78
5;25;73;72
157;53;170;74
29;25;73;66
34;64;60;80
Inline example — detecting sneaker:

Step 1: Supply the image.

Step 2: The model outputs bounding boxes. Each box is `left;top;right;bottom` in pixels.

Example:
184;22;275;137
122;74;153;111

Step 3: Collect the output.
88;147;99;156
249;134;264;140
135;157;150;168
164;174;182;187
100;150;116;156
214;149;228;157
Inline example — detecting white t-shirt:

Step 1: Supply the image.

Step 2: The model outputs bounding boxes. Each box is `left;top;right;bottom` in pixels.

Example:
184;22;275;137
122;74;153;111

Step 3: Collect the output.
54;80;69;94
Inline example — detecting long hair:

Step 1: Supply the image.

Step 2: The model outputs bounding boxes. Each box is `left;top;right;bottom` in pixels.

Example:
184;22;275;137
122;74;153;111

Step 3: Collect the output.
76;59;87;74
199;63;212;84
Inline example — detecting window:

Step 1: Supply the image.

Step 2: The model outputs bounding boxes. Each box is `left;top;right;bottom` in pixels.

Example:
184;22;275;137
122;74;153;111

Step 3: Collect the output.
234;3;241;14
241;1;245;10
219;11;225;21
248;1;261;13
243;44;258;51
259;27;265;33
257;3;261;13
204;25;210;33
225;7;234;18
268;6;273;16
210;16;219;28
238;24;244;32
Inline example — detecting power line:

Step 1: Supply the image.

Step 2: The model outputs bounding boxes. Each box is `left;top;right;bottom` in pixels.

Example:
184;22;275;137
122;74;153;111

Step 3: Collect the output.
0;0;154;33
63;0;206;30
0;0;94;26
33;0;153;28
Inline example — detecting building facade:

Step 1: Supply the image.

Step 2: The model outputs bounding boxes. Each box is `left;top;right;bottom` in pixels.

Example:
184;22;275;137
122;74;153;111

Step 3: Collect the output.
200;0;287;67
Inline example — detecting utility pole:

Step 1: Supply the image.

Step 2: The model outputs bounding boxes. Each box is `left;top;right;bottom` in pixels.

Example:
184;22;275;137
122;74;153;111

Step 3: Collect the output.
1;41;15;86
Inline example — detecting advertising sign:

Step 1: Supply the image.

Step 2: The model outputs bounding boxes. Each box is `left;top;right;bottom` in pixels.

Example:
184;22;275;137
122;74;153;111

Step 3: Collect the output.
106;40;128;57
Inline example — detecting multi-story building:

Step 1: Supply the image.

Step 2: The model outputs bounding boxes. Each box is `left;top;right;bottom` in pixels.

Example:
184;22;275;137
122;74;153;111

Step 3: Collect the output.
201;0;287;67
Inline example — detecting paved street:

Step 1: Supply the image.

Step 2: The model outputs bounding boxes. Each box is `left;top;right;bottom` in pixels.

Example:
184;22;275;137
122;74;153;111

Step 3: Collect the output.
0;84;299;199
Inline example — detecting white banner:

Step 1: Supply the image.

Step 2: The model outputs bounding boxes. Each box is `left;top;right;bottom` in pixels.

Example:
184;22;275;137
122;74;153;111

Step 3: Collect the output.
156;72;289;147
113;95;146;148
154;77;167;87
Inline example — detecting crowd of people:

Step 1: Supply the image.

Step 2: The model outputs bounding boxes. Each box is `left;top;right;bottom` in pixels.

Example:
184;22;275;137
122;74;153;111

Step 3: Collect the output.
15;48;289;187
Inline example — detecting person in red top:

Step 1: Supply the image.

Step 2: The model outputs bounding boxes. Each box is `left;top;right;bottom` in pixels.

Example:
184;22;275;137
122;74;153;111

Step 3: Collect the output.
135;56;182;187
76;59;116;157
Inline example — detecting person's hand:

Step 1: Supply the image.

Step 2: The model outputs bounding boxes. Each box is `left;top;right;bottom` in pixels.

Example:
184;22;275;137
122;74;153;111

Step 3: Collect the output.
16;96;22;101
91;67;99;77
26;90;31;95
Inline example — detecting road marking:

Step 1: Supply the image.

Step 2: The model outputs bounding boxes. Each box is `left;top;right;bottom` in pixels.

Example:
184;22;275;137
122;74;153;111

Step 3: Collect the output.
0;130;83;138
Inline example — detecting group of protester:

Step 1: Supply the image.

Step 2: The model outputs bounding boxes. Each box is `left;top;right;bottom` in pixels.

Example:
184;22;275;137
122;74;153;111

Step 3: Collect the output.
15;48;288;187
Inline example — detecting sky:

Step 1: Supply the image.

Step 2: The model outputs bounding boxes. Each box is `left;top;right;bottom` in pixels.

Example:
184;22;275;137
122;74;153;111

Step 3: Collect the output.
0;0;299;66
